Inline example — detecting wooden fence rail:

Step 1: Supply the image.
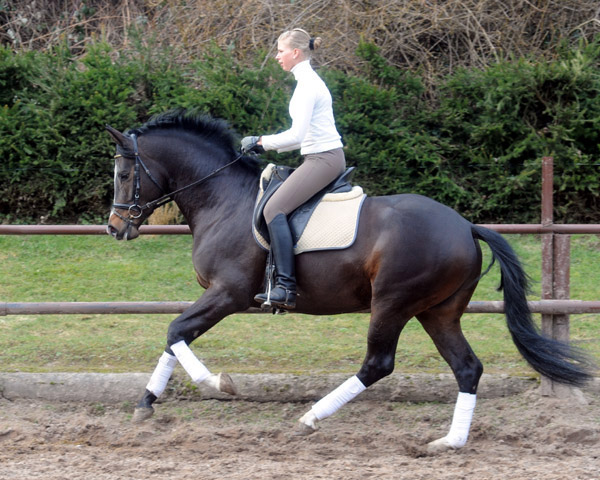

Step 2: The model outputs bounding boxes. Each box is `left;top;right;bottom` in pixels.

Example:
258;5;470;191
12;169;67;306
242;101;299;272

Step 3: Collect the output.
2;300;600;316
1;224;600;235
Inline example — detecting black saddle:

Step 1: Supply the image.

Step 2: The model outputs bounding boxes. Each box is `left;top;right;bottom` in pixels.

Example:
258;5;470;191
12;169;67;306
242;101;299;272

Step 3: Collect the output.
253;166;356;246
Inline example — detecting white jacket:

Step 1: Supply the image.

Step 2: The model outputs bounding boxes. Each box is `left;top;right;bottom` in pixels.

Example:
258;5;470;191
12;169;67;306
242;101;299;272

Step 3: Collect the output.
261;60;343;155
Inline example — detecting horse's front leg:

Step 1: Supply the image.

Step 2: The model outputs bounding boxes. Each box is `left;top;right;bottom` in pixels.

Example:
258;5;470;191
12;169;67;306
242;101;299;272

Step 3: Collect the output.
133;289;241;422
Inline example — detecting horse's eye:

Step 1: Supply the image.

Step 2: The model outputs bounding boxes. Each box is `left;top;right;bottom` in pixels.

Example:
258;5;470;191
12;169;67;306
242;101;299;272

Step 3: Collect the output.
119;171;130;181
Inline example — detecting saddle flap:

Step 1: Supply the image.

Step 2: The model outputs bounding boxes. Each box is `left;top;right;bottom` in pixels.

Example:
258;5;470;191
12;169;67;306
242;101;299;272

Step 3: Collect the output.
253;165;295;242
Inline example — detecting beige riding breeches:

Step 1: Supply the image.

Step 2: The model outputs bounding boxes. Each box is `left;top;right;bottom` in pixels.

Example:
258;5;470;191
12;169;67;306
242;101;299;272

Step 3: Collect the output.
263;148;346;224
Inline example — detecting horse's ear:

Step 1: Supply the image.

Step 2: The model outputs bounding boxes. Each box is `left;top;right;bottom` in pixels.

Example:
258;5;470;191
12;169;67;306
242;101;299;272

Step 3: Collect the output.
105;125;128;147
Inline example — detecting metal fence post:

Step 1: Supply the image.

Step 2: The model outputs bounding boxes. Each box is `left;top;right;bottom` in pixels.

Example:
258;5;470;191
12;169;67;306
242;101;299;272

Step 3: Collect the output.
540;157;573;397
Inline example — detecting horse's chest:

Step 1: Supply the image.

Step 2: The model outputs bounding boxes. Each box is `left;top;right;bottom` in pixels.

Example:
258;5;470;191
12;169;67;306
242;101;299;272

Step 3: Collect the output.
194;270;210;289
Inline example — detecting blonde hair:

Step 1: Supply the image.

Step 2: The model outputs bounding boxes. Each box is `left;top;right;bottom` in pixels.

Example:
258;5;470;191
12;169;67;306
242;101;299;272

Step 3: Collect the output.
278;28;322;56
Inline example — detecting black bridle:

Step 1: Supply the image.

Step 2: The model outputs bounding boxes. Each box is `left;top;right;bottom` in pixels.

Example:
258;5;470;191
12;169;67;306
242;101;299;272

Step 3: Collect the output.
111;133;245;223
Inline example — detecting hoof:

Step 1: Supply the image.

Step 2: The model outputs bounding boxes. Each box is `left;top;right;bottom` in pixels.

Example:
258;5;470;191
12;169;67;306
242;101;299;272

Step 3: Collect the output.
293;421;317;437
218;373;238;396
426;436;457;454
294;410;318;436
132;407;154;423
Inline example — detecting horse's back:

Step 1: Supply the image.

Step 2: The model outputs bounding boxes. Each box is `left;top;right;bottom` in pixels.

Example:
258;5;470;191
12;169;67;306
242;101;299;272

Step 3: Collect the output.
361;193;474;243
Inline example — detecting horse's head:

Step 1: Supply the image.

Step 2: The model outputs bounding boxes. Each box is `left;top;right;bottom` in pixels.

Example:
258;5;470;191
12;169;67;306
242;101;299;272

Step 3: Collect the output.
105;125;166;241
106;110;262;241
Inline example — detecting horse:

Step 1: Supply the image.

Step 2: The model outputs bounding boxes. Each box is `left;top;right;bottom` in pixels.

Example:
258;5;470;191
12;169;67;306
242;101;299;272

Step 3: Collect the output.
106;109;593;453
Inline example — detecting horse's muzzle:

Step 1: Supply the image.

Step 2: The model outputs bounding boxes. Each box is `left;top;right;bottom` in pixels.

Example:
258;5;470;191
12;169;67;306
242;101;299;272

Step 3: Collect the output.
107;212;140;241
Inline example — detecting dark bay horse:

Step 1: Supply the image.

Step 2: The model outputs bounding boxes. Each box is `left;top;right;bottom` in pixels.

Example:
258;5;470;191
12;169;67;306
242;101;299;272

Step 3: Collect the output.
106;110;593;452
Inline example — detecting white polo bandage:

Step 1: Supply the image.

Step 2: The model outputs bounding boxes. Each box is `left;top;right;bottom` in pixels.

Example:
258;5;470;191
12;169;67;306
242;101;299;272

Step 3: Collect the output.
311;375;366;421
445;392;477;448
170;340;211;384
146;351;178;397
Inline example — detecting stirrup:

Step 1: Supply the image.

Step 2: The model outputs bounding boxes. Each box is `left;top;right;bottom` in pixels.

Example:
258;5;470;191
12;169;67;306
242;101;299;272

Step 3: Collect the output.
254;293;289;315
271;286;297;309
255;286;296;310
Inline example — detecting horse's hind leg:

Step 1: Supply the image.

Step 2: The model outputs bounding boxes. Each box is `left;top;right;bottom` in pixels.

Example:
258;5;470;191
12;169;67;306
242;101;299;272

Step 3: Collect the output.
416;294;483;453
297;308;410;434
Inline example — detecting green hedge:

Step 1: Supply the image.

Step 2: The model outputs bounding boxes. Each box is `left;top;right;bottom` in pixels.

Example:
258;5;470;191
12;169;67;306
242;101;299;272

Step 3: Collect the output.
0;43;141;223
434;43;600;222
1;38;598;224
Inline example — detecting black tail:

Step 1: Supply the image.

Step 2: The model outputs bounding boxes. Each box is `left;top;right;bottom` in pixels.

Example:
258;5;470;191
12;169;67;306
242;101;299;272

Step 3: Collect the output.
472;225;595;387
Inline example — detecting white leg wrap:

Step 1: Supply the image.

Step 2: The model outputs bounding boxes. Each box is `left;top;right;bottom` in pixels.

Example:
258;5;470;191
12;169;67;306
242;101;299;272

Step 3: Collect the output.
146;351;178;397
170;340;211;384
302;375;366;427
444;392;477;448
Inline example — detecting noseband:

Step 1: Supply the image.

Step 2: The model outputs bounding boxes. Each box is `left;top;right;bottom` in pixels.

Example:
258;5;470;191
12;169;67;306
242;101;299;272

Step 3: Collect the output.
111;133;244;224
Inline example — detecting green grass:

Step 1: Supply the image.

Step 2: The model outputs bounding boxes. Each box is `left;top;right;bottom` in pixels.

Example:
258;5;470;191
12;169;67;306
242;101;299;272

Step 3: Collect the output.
0;233;598;376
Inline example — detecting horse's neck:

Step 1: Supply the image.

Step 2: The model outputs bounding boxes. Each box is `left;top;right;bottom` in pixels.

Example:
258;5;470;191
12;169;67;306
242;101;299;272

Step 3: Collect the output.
170;161;259;233
146;134;259;232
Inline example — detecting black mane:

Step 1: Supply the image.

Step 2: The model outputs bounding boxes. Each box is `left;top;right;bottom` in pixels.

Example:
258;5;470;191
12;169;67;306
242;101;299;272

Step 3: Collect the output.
125;108;261;173
129;108;237;149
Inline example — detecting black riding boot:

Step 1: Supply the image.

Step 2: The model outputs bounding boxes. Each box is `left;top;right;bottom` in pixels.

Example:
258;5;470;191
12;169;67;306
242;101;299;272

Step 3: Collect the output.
254;213;297;309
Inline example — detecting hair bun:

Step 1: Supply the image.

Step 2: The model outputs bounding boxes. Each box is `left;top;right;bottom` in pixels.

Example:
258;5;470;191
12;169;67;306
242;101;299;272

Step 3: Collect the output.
311;36;322;51
280;29;322;54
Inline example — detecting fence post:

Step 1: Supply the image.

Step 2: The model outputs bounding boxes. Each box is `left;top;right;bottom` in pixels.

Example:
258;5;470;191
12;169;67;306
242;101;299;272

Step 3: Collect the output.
539;157;573;397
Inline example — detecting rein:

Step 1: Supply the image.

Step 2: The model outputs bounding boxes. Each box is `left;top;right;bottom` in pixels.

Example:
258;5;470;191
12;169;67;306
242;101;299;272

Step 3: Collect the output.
112;133;245;221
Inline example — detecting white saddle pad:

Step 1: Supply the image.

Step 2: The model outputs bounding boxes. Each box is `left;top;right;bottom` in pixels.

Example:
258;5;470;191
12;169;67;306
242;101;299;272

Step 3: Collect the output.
252;164;366;255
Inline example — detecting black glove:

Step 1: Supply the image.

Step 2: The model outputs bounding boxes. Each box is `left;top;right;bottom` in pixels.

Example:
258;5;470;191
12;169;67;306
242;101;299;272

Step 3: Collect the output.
241;136;264;154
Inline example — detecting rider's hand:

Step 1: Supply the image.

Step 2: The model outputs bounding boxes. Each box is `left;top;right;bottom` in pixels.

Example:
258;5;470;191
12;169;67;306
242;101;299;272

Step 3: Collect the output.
241;136;264;154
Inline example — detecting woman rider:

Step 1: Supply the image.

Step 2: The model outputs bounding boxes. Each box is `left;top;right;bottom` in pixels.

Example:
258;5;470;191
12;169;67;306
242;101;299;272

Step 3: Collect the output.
242;28;345;310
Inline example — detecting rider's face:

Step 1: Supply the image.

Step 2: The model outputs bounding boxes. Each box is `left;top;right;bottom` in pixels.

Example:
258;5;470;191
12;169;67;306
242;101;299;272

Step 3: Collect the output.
275;39;302;72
